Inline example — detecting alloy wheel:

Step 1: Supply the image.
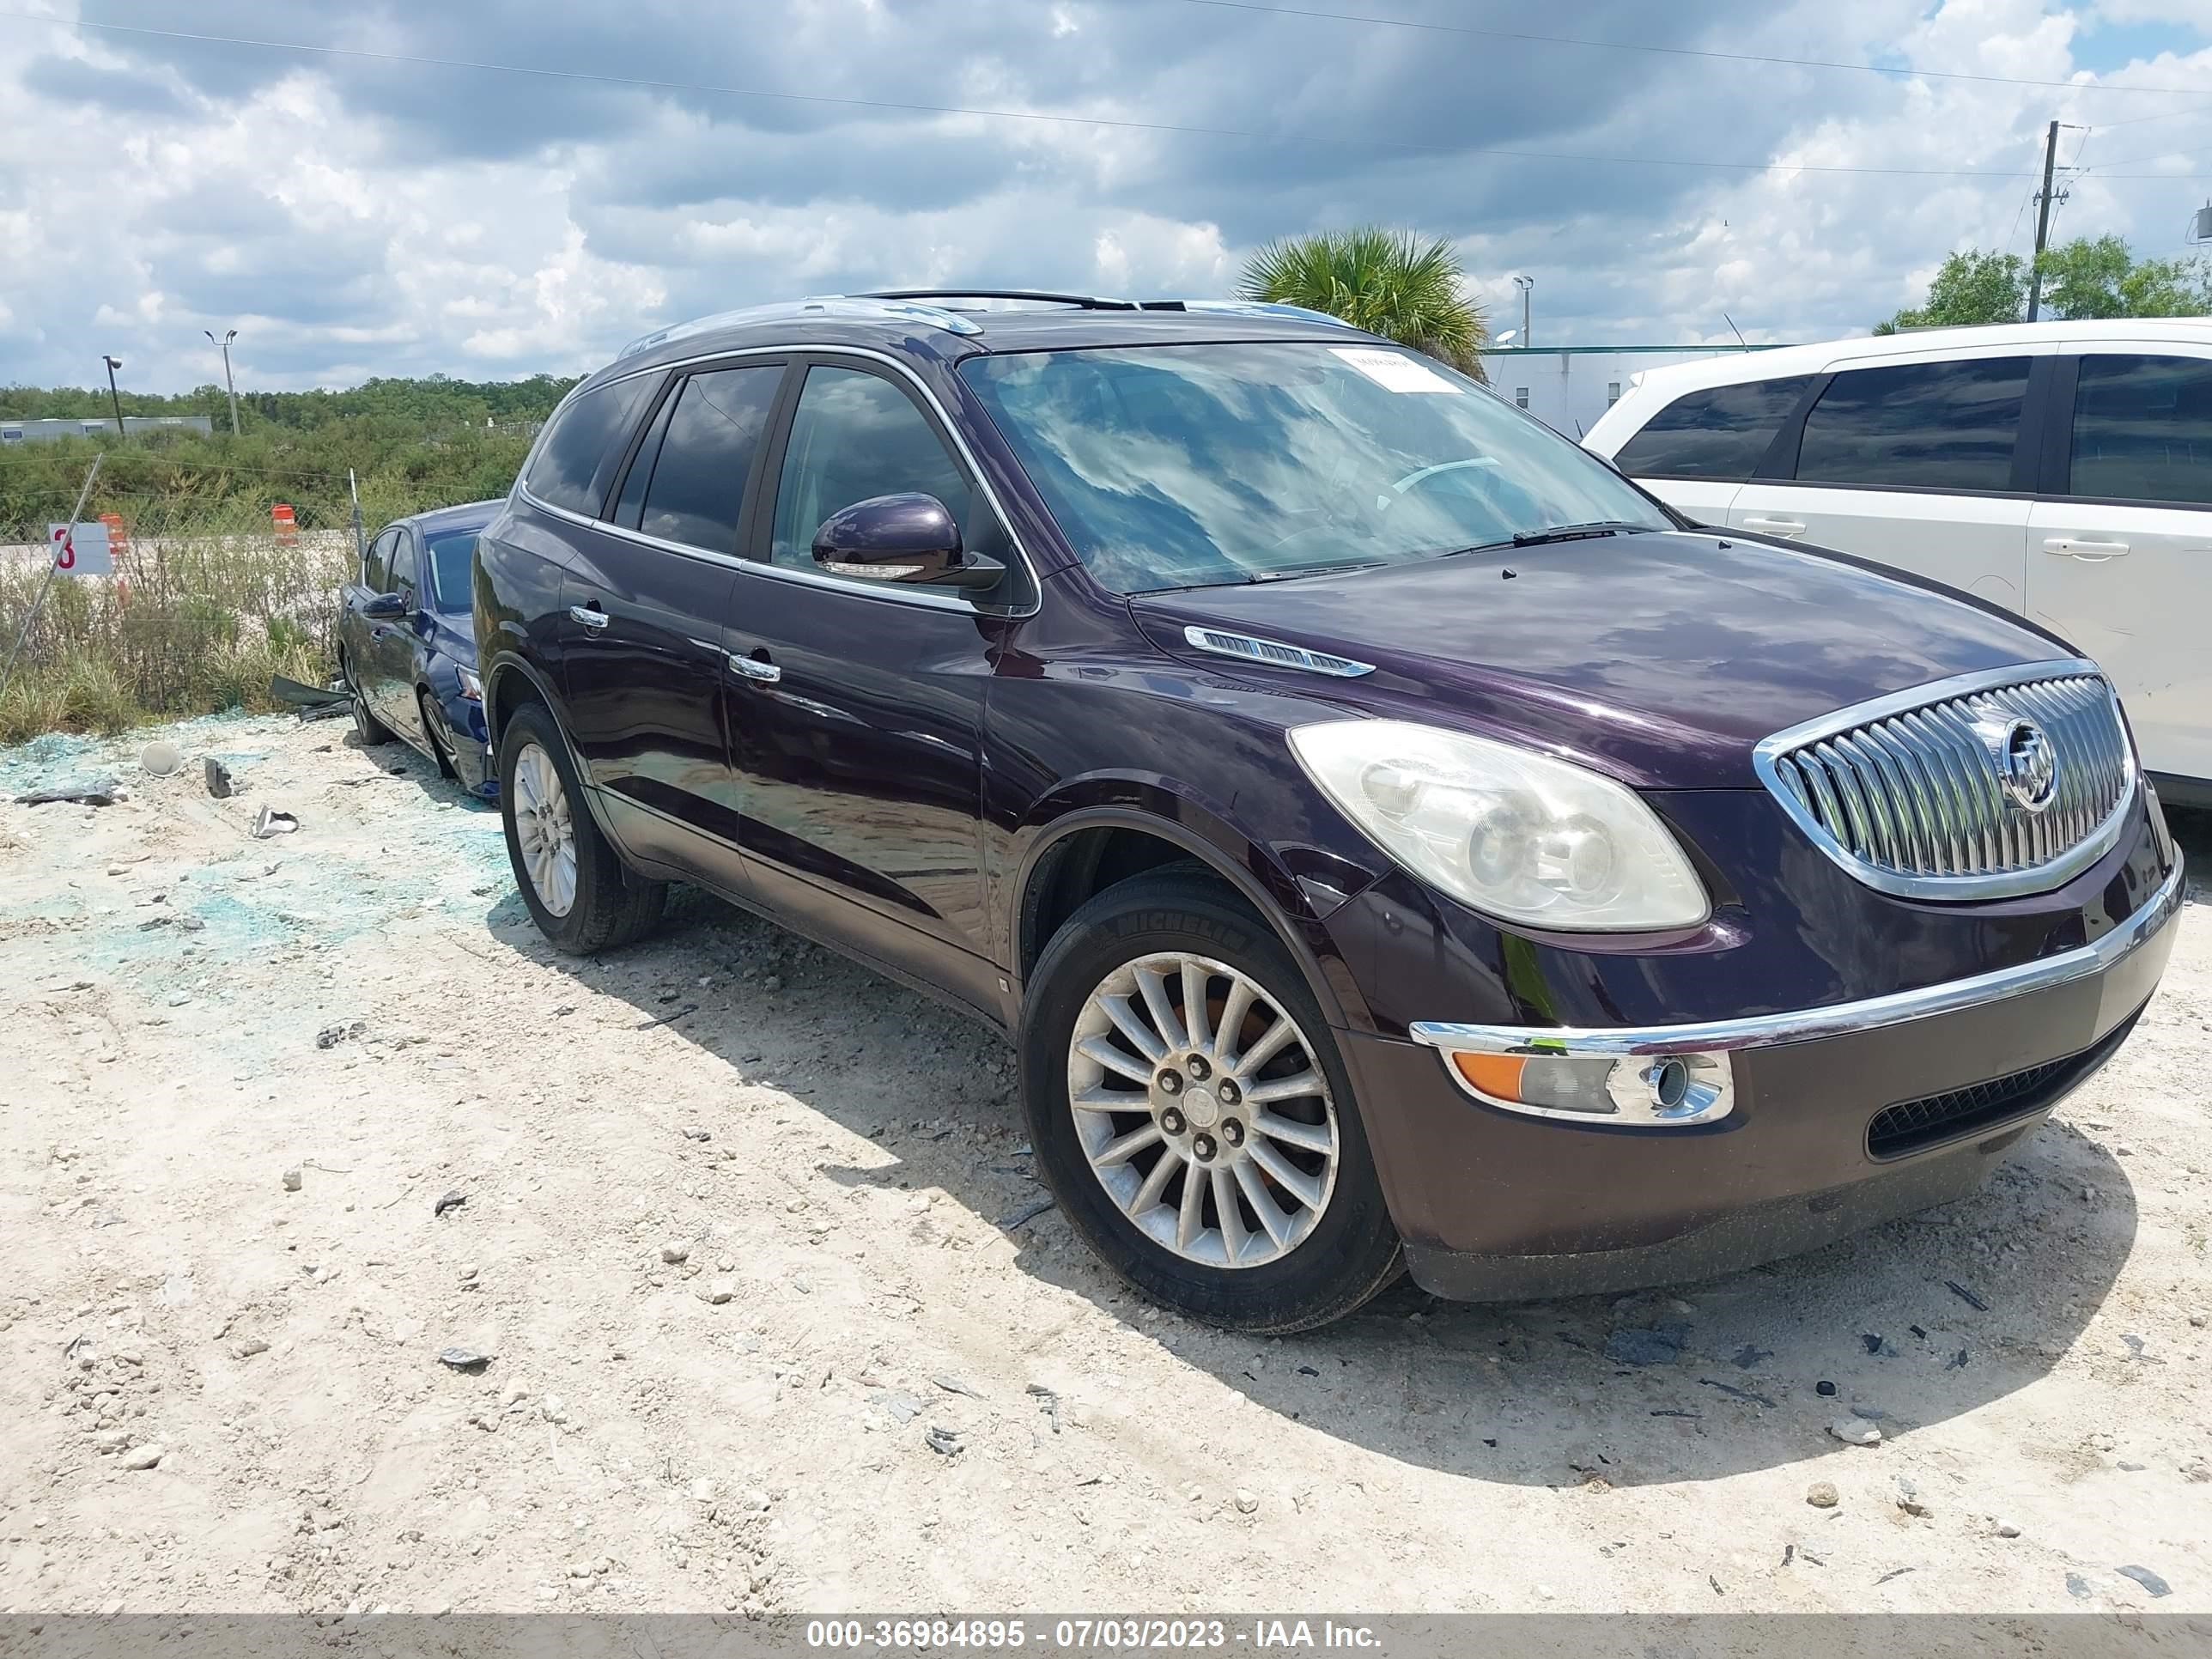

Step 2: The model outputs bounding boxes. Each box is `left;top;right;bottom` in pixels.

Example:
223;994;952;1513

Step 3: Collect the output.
1066;951;1340;1268
511;742;578;916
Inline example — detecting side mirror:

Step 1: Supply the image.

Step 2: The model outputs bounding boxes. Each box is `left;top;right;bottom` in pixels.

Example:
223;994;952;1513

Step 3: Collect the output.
362;592;408;619
811;494;1005;592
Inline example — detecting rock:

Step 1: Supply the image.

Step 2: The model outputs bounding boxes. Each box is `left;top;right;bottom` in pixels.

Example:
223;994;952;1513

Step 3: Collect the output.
763;975;784;992
1234;1489;1259;1515
876;1391;924;1424
1826;1418;1881;1446
660;1244;689;1264
924;1425;962;1456
1894;1476;1930;1516
931;1374;983;1399
204;759;235;799
232;1339;269;1359
702;1282;733;1305
2117;1566;2171;1599
2065;1573;2093;1601
1815;1380;1838;1397
2180;1459;2211;1484
1993;1520;2022;1538
279;1166;303;1192
434;1191;466;1218
436;1347;493;1372
119;1445;164;1470
93;1430;130;1454
1603;1326;1686;1366
1805;1481;1838;1509
250;806;299;838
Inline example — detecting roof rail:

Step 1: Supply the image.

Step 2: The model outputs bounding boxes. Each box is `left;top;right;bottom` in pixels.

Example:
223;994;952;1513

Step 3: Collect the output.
861;288;1147;311
1180;299;1361;329
616;295;982;361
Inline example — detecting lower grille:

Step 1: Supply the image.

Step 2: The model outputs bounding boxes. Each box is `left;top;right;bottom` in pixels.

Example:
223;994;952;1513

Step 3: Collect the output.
1865;1012;2140;1160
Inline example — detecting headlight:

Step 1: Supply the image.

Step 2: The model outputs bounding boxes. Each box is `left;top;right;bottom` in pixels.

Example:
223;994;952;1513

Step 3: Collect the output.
456;665;483;702
1288;720;1710;931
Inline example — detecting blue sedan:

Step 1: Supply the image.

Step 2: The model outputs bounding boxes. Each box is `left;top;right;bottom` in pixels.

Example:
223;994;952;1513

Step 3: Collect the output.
337;500;505;798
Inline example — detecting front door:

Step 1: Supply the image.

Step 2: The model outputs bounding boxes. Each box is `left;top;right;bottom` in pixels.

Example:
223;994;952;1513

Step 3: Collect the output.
557;361;787;891
723;359;1010;1012
371;526;425;735
1726;349;2044;613
2027;347;2212;785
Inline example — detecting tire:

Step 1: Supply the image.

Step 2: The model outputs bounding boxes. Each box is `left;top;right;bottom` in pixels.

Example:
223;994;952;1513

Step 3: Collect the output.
496;701;666;953
418;690;459;780
1019;866;1402;1333
343;652;393;745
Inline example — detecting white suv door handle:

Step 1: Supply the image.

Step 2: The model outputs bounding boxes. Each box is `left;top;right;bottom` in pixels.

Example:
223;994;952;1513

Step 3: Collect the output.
1741;516;1807;536
568;604;610;630
2042;538;2129;560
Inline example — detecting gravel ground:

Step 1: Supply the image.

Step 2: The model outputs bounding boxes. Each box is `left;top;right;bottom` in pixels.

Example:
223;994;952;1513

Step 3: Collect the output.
1;712;2207;1615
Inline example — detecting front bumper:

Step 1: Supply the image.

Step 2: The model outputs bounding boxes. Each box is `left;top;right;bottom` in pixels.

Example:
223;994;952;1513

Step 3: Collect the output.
1341;857;2184;1301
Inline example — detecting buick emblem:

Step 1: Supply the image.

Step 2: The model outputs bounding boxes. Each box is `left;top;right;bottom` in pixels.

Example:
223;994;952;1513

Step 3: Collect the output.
1991;716;2058;813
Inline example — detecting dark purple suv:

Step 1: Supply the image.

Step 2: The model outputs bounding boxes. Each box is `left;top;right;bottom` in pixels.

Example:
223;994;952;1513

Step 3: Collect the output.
472;291;2185;1332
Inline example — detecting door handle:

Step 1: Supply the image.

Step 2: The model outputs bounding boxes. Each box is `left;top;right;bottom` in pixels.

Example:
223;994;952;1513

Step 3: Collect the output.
2042;538;2129;560
726;651;782;684
568;604;610;630
1741;517;1808;536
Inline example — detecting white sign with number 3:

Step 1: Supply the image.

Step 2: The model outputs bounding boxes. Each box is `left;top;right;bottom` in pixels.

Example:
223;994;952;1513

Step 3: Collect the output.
47;521;112;576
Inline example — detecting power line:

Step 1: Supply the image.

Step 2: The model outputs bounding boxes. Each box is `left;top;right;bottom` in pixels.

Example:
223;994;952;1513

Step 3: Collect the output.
1177;0;2212;98
3;9;2209;184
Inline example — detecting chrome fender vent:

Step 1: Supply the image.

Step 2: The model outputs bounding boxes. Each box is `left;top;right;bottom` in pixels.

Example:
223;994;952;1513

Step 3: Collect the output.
1182;626;1375;679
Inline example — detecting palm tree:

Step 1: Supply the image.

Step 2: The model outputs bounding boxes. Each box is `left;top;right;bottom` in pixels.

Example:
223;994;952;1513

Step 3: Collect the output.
1238;228;1488;380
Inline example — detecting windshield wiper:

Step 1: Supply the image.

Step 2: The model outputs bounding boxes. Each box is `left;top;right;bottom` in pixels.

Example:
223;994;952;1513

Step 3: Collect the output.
1507;520;1648;548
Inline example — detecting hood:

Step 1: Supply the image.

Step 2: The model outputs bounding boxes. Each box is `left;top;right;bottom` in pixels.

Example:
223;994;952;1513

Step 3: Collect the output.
1130;529;2072;790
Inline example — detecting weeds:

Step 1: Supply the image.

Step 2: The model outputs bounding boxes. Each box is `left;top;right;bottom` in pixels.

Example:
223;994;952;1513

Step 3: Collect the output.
0;496;368;744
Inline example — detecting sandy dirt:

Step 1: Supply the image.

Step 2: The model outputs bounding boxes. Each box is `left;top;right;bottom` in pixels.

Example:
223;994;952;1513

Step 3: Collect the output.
1;711;2208;1617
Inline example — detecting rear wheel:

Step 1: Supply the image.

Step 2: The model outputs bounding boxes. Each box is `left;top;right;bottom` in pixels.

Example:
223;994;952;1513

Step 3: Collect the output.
343;651;392;745
496;701;665;953
1020;867;1401;1332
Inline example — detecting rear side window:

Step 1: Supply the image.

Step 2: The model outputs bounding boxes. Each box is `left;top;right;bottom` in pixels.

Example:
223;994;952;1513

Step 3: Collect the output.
2067;354;2212;507
1795;358;2029;492
1612;376;1814;480
632;366;784;553
523;375;657;518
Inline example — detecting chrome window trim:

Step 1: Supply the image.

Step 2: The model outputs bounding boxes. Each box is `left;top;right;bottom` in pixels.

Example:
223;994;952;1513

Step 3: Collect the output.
1753;658;2137;901
515;343;1044;619
1412;854;2181;1062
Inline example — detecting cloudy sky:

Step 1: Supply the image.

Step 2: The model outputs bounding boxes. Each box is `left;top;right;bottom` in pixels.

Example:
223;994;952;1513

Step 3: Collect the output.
1;0;2208;392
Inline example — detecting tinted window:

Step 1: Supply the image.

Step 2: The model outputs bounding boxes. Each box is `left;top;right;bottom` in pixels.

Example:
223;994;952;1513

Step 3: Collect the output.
962;342;1668;593
2068;354;2212;507
363;527;399;592
1795;358;2028;491
611;391;677;530
769;367;971;574
387;530;419;597
424;526;481;616
634;366;783;552
1613;376;1814;480
523;374;657;517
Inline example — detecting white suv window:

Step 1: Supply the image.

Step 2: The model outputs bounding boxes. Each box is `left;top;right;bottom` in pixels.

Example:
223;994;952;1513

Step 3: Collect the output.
2068;354;2212;507
1612;376;1814;481
1795;358;2029;492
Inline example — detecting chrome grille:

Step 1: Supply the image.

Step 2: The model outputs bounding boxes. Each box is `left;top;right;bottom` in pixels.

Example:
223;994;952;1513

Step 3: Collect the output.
1754;659;2136;900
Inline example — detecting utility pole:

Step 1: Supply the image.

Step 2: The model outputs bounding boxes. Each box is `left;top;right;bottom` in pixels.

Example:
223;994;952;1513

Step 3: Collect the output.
204;328;240;435
102;356;126;437
1512;275;1534;348
2027;119;2060;323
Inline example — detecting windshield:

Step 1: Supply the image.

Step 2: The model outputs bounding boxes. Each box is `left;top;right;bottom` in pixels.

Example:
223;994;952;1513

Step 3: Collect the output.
424;526;482;617
960;341;1672;592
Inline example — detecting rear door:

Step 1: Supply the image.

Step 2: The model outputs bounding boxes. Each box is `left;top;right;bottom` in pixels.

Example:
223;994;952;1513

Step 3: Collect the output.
1603;373;1818;526
1726;347;2048;612
557;359;788;892
370;526;426;735
2027;345;2212;785
721;356;1019;1017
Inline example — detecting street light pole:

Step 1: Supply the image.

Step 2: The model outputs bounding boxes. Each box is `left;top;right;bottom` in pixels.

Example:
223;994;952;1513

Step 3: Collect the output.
1512;276;1534;349
102;356;126;438
204;328;240;435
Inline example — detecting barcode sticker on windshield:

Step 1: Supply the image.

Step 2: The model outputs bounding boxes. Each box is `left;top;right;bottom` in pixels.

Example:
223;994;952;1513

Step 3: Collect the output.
1330;348;1464;394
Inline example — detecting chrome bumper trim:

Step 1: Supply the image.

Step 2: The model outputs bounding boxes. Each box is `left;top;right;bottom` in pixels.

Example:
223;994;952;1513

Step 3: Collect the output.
1409;855;2185;1060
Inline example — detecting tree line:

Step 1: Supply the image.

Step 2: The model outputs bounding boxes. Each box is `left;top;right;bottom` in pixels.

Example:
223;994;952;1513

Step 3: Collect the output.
1877;234;2212;333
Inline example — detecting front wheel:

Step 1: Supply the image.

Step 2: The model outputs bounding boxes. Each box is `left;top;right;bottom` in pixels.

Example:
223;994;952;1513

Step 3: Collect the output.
496;702;666;953
1020;867;1401;1333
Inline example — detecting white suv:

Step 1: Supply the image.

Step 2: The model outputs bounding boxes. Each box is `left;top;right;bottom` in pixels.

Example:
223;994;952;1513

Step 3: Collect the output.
1583;319;2212;802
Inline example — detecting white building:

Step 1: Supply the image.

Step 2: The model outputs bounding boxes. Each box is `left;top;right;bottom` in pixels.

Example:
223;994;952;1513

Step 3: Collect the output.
1482;345;1793;439
0;415;216;445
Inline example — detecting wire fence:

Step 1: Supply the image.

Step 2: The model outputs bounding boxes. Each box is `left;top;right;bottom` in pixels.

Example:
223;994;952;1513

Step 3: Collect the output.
0;462;477;744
